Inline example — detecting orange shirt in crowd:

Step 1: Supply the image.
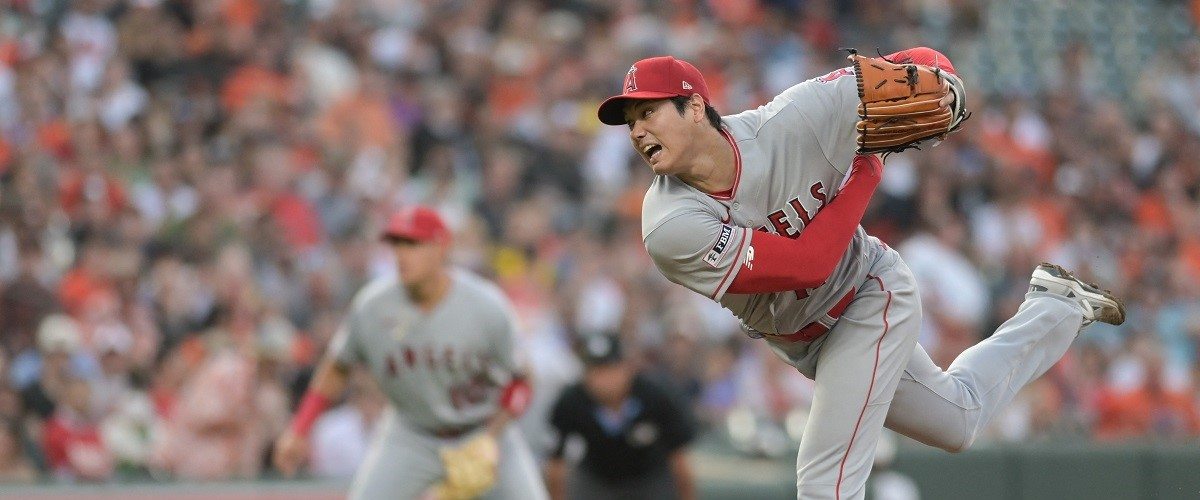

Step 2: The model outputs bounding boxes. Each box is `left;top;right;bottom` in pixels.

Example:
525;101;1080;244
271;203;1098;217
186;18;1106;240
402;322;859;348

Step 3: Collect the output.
37;119;72;159
221;65;290;113
317;93;399;150
708;0;763;27
1135;191;1174;237
1177;238;1200;280
1094;386;1200;440
488;76;538;122
1029;198;1068;253
976;127;1056;183
222;0;261;29
59;268;114;318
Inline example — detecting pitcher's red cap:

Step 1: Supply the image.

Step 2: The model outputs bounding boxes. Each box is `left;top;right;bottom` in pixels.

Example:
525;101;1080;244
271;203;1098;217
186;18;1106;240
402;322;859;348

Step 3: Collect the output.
382;206;449;243
597;56;711;126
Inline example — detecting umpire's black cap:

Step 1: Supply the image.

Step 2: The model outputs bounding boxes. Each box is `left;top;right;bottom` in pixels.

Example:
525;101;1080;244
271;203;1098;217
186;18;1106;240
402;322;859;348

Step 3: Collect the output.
577;334;623;366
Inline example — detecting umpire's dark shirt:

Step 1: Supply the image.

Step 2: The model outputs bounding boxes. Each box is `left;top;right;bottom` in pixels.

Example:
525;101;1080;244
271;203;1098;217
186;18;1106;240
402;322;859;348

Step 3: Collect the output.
549;373;696;483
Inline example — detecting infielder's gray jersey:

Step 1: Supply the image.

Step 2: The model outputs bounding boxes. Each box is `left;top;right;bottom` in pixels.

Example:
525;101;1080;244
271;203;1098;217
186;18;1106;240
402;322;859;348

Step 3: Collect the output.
330;268;547;500
643;67;867;367
329;269;520;432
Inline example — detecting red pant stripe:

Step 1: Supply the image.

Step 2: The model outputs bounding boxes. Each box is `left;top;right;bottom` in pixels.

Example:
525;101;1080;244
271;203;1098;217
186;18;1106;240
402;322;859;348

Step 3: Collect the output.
835;275;891;499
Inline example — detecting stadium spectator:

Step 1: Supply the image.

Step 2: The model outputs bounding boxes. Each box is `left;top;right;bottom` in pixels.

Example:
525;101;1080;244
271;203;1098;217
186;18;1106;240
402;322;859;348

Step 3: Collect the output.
42;376;113;482
152;350;264;480
21;315;94;421
0;239;60;364
0;418;37;483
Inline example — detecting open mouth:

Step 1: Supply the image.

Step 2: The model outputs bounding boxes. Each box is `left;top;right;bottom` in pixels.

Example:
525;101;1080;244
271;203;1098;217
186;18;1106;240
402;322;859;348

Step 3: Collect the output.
643;144;663;162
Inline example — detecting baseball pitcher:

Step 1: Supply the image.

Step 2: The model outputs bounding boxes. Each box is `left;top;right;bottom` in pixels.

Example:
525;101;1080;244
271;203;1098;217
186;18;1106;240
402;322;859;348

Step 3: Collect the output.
274;206;548;500
595;48;1124;499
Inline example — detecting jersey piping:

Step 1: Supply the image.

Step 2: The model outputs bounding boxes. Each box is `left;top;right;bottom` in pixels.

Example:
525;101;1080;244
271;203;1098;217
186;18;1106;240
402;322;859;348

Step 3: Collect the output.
706;128;742;201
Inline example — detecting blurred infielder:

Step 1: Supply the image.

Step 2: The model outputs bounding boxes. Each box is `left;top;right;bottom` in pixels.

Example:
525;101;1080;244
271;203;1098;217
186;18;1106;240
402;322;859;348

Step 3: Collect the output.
274;206;548;500
596;48;1125;499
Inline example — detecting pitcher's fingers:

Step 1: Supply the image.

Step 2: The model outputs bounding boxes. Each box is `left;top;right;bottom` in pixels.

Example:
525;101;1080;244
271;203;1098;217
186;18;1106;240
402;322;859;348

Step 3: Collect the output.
940;91;955;108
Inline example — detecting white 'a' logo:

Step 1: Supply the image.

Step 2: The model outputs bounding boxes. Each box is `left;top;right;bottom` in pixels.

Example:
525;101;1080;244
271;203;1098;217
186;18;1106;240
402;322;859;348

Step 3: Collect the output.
625;65;637;93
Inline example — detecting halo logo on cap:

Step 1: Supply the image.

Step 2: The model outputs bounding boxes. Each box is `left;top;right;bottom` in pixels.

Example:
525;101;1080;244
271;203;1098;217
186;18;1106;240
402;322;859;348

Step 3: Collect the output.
596;56;712;126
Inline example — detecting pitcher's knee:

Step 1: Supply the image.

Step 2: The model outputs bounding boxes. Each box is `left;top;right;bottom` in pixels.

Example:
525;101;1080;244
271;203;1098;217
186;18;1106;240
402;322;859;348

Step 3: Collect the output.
915;424;975;453
942;435;975;454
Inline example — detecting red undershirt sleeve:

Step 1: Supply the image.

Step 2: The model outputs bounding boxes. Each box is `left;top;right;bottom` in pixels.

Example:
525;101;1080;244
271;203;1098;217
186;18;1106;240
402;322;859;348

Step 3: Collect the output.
726;154;882;294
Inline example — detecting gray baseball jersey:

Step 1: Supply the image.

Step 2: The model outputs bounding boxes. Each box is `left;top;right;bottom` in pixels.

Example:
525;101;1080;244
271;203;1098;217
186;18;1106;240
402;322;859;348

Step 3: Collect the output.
329;268;548;500
643;66;867;371
639;64;1090;500
330;269;520;431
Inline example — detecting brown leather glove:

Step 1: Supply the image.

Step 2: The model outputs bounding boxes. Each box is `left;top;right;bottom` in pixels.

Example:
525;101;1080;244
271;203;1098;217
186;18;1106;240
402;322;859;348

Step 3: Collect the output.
849;49;969;154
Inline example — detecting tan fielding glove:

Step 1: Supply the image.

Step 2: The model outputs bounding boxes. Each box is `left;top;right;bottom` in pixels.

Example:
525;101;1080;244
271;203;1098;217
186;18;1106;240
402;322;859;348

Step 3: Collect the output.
432;433;500;500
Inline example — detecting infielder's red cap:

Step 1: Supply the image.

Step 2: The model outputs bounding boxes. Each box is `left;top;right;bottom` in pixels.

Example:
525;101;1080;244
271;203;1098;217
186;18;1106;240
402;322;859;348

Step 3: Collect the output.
382;206;450;243
596;56;711;126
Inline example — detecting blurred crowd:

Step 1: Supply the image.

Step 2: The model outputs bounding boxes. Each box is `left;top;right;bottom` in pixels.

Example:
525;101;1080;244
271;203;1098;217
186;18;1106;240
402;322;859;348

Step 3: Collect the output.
0;0;1198;484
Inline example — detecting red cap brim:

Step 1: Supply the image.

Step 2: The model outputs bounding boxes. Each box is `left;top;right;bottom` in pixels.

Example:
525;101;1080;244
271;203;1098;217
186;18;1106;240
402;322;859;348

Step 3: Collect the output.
596;91;681;125
382;231;432;243
382;226;448;244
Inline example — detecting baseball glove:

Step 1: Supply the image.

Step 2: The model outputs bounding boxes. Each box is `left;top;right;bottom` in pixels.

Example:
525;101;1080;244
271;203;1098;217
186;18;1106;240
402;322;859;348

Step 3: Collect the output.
848;49;969;154
432;433;500;500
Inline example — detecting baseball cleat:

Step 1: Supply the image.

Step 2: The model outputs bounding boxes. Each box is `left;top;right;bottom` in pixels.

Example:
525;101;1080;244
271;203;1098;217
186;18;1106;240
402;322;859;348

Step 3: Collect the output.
1028;263;1125;326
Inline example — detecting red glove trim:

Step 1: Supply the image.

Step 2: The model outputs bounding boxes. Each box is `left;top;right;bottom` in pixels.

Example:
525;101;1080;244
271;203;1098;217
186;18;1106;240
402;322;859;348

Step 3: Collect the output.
727;155;882;294
290;391;332;437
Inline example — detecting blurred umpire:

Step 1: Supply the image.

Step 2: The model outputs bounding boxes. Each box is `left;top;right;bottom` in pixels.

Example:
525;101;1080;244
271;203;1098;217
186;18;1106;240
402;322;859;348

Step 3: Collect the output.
545;334;696;500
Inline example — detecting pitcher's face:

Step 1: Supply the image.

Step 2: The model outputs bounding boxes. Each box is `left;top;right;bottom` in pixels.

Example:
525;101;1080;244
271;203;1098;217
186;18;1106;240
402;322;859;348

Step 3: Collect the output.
625;98;703;176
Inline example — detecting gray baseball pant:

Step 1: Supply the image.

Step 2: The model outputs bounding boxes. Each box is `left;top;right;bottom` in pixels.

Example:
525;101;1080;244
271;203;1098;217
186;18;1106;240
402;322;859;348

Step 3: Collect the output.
347;410;548;500
793;249;1082;500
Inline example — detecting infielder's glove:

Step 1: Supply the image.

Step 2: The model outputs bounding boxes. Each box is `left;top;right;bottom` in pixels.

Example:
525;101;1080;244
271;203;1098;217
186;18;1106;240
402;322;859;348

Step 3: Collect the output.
432;433;500;500
848;49;969;154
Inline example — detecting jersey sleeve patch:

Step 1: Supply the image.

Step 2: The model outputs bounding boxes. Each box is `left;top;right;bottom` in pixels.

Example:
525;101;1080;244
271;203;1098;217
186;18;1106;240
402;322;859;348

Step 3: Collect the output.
704;224;735;267
816;67;854;84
